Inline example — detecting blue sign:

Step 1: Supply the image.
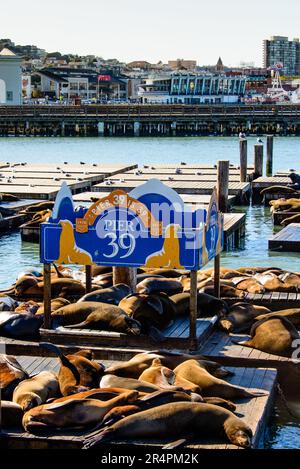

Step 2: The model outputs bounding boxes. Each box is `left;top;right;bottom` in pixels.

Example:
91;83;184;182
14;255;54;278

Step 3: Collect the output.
40;180;223;270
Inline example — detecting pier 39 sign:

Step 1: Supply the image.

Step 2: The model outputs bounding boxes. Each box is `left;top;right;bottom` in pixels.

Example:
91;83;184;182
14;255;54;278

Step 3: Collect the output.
40;180;224;270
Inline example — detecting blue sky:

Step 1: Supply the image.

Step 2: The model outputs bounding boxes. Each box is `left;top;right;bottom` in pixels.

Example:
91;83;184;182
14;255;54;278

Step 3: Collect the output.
2;0;300;66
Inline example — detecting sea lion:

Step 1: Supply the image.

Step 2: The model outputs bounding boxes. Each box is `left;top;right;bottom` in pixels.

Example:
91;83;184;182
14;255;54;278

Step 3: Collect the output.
230;277;265;294
63;305;142;335
22;391;139;433
100;374;163;393
36;298;70;316
261;186;299;195
0;193;19;202
254;308;300;327
237;316;300;357
278;273;300;290
23;201;54;213
105;351;231;380
174;360;267;399
0;312;43;339
15;301;40;314
136;277;183;296
0;296;18;311
119;293;175;331
200;284;245;299
281;213;300;226
142;269;186;278
49;387;145;404
0;354;28;400
78;284;132;305
219;303;272;333
50;302;106;326
40;343;104;396
93;272;113;289
270;198;300;212
84;402;253;449
1;401;24;428
139;358;201;394
253;272;287;292
13;276;86;299
13;371;59;411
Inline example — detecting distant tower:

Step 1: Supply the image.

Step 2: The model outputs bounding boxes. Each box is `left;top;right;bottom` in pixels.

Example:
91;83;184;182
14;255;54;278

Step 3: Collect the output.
216;57;224;72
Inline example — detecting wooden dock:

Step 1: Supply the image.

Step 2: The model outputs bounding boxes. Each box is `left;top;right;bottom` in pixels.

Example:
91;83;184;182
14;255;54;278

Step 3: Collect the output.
223;213;246;249
92;180;250;200
269;223;300;252
224;292;300;311
39;316;217;351
0;354;277;450
0;213;28;233
272;211;300;226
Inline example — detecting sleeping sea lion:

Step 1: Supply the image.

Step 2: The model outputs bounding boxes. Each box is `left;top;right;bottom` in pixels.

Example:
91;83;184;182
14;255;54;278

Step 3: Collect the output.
253;272;287;292
49;387;145;404
36;298;70;316
50;302;107;326
136;277;183;296
83;402;253;449
142;269;186;278
105;351;231;380
40;343;104;396
63;305;142;335
230;277;265;294
278;273;300;291
100;374;162;393
200;284;245;299
23;201;55;213
254;308;300;327
15;300;40;314
0;296;18;311
22;391;139;433
78;284;132;305
0;312;43;339
13;277;86;299
219;303;272;333
237;316;300;357
1;401;24;428
0;354;28;400
174;360;267;399
139;358;202;394
13;371;59;411
119;293;175;331
281;214;300;227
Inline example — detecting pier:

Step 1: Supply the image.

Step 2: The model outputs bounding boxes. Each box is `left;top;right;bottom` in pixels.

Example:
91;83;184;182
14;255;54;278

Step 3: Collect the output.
269;223;300;252
0;104;300;137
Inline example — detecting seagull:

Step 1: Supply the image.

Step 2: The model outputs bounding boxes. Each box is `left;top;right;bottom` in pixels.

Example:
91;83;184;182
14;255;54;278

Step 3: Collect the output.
80;162;85;165
175;168;182;174
239;132;246;139
257;138;263;144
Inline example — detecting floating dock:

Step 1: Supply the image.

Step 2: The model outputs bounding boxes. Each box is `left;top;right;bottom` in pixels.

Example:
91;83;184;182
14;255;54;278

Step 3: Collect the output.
269;223;300;252
39;316;217;351
0;213;28;233
224;292;300;310
0;353;277;450
272;211;300;226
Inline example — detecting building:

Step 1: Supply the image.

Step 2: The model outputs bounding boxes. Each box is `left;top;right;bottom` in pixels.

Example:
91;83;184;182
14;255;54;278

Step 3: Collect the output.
138;72;246;104
263;36;300;75
37;67;128;102
0;48;22;105
168;59;197;71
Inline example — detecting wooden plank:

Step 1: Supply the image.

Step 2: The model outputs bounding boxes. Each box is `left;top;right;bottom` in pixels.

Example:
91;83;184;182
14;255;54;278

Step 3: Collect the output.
269;223;300;252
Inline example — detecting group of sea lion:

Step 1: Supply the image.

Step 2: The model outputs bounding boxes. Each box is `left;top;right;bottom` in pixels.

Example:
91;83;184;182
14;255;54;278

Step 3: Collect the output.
2;346;269;448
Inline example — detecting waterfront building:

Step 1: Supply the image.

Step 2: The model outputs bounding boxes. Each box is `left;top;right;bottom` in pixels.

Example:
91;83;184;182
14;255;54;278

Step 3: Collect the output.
138;72;246;104
37;67;128;102
0;48;22;105
168;59;197;71
263;36;300;75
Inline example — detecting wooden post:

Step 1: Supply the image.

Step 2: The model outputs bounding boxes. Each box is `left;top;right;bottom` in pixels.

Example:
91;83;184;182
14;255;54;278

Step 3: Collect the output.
189;270;198;350
113;267;137;292
254;144;264;178
239;139;247;182
43;263;52;329
217;160;229;213
214;160;228;299
85;265;92;293
266;135;274;177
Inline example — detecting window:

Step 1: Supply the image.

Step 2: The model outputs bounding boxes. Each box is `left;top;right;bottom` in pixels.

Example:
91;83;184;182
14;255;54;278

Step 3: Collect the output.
6;91;13;101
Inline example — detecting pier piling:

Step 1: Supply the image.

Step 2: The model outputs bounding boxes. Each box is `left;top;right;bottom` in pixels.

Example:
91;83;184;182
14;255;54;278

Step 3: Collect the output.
254;144;264;178
266;135;274;177
239;139;248;182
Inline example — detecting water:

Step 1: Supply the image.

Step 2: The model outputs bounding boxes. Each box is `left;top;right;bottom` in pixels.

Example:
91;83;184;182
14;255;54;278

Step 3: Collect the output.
0;135;300;448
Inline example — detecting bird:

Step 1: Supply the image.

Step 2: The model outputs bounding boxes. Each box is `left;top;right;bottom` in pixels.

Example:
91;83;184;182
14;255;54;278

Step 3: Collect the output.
239;132;246;139
257;138;263;144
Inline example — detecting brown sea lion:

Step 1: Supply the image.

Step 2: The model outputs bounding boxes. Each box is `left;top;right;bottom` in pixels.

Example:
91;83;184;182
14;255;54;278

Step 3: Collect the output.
119;292;175;331
174;360;267;399
270;198;300;212
49;387;145;404
281;214;300;226
139;358;202;394
278;273;300;290
136;277;183;296
261;186;299;195
22;391;139;433
13;277;86;299
236;267;283;275
100;374;162;393
78;284;132;305
105;351;231;380
142;269;186;278
40;343;104;396
92;272;113;288
15;300;40;314
231;277;265;294
0;354;28;400
253;272;288;292
23;201;55;213
63;305;142;335
84;402;253;449
219;303;272;333
255;308;300;327
199;267;245;279
13;371;59;411
200;284;245;299
36;298;70;316
1;401;24;428
50;302;106;326
237;316;300;357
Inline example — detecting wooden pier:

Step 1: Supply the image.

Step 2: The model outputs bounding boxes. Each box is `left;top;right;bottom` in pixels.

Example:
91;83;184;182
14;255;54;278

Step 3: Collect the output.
0;353;277;450
39;316;217;351
272;211;300;226
0;213;28;233
269;223;300;252
224;292;300;311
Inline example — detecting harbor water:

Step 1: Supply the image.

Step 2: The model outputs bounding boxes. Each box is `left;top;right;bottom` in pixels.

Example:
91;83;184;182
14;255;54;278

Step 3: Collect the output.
0;135;300;448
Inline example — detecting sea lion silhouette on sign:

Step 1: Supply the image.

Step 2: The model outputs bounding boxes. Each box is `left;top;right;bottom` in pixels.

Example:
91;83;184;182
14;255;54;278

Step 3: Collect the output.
144;225;184;270
56;220;92;265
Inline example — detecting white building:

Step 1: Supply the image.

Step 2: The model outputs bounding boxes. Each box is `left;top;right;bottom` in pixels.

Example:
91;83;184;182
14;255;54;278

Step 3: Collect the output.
0;48;22;105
